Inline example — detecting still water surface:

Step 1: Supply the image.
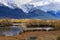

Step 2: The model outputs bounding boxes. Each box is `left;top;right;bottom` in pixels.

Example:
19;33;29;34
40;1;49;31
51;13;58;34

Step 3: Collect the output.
0;26;23;36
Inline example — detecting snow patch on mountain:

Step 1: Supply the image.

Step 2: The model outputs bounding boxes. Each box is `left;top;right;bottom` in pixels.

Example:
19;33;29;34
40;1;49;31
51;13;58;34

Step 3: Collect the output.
0;0;33;13
0;0;60;13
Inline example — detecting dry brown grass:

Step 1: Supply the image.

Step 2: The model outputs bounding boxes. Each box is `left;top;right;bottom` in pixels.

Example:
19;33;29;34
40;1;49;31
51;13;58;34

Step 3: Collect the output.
0;30;59;40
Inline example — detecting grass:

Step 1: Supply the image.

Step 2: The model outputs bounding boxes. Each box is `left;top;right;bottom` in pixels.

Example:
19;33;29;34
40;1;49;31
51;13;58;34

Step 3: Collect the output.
57;34;60;40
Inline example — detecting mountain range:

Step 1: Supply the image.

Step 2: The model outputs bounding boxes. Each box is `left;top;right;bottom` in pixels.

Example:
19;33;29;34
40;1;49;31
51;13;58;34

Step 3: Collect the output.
0;4;60;20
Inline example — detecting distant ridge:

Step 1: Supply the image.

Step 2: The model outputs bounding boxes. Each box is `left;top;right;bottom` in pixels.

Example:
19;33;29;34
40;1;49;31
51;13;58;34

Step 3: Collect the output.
0;5;60;20
0;6;27;19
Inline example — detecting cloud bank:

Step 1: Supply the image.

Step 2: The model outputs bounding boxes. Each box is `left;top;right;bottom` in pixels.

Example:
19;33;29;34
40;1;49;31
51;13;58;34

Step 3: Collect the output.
0;0;60;13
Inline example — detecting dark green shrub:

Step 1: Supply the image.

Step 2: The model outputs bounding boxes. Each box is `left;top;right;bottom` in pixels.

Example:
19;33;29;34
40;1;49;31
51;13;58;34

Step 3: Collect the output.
57;34;60;40
27;36;37;40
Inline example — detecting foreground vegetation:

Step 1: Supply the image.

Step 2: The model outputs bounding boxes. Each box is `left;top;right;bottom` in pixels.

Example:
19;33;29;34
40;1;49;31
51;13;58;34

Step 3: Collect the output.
0;18;59;40
0;18;13;32
0;18;60;30
57;34;60;40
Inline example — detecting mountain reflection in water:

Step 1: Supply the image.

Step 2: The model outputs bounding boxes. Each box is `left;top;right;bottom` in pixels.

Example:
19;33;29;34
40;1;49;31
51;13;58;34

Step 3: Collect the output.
0;26;23;36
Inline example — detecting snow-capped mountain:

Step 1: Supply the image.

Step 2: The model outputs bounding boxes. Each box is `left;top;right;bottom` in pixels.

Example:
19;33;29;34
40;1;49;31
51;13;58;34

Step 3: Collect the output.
1;0;60;13
32;9;60;20
0;0;60;19
0;5;59;19
0;6;27;19
36;3;60;12
0;0;32;13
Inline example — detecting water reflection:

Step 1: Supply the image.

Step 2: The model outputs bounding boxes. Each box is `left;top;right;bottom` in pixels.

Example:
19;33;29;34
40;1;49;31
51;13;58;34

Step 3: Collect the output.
0;26;23;36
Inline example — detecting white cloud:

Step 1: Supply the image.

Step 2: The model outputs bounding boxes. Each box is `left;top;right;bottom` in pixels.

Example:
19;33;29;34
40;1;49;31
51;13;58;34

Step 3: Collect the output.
0;0;60;8
0;0;60;13
0;0;32;12
0;0;32;7
30;1;50;7
53;0;60;2
13;0;32;7
30;0;60;7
